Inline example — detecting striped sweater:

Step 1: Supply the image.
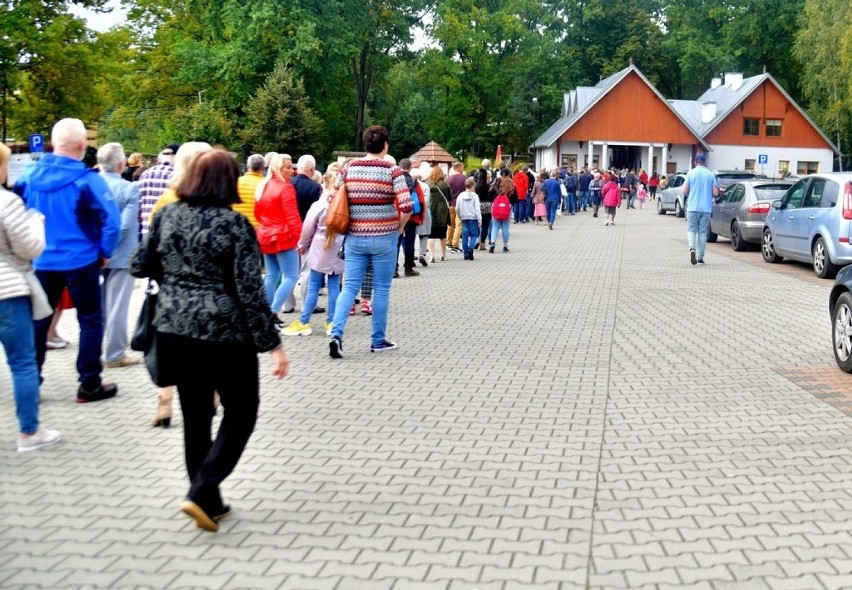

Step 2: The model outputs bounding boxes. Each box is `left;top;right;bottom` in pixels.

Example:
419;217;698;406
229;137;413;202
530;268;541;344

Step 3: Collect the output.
0;189;45;301
338;159;412;237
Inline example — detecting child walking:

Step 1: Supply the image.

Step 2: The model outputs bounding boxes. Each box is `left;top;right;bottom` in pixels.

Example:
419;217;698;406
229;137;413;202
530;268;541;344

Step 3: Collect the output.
456;178;482;260
637;183;648;209
282;171;344;337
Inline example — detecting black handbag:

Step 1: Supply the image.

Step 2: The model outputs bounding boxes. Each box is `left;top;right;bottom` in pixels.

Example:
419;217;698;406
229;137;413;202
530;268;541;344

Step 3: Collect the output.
131;280;174;387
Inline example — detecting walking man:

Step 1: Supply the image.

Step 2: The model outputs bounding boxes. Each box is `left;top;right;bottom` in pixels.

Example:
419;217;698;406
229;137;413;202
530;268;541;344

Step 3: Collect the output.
97;142;141;368
14;119;122;402
682;152;719;265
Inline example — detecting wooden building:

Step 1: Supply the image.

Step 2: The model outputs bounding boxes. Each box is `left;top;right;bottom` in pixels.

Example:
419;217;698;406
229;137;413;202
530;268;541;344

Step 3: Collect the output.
531;65;839;175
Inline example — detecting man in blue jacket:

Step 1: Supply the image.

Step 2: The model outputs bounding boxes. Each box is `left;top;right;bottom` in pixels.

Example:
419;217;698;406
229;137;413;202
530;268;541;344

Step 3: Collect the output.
15;118;122;403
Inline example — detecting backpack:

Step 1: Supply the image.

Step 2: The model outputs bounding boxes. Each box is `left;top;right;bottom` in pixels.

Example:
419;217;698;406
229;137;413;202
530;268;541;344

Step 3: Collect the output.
406;176;422;215
492;194;511;221
566;175;577;192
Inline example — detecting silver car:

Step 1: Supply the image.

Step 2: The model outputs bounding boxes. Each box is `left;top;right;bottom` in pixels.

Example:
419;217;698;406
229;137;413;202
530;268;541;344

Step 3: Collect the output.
762;173;852;279
708;180;794;250
656;174;688;217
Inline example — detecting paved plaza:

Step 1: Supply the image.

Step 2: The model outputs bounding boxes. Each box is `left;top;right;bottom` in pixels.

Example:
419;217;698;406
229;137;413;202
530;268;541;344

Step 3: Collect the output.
2;204;852;589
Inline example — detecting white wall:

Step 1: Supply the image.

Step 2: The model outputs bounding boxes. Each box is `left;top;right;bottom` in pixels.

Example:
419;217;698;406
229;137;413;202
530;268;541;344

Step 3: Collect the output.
707;144;834;176
535;146;557;171
668;145;693;172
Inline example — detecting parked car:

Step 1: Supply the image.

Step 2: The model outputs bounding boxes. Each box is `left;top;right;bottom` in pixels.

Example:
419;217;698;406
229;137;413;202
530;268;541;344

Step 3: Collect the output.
761;173;852;278
658;170;758;218
829;264;852;371
708;179;794;250
656;173;688;217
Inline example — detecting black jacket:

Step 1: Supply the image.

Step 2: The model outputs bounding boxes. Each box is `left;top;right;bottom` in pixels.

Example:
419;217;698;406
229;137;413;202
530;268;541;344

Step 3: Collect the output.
291;173;322;221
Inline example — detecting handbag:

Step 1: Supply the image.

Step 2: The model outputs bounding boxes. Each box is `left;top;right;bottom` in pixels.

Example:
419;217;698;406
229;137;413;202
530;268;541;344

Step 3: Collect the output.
0;250;52;321
131;280;173;387
325;181;350;235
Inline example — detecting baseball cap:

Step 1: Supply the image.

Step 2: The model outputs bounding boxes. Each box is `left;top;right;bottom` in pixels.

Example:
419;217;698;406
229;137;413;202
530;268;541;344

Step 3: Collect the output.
694;152;707;163
161;143;180;155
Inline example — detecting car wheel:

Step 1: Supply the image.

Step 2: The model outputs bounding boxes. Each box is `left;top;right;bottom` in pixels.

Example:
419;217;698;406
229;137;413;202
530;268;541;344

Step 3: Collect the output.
657;198;665;215
675;201;685;218
833;291;852;372
813;237;839;279
762;229;783;263
730;221;747;251
707;227;717;242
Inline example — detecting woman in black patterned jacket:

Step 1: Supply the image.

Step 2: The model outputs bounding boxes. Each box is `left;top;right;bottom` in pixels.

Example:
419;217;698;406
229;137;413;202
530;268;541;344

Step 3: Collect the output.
131;150;289;532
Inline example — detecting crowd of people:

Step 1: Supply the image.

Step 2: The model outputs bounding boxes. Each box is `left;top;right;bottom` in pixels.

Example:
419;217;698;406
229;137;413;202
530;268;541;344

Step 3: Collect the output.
1;117;677;531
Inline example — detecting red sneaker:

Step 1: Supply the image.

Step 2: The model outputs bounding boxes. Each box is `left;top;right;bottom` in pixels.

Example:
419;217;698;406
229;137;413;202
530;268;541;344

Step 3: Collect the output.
349;304;357;316
361;300;373;315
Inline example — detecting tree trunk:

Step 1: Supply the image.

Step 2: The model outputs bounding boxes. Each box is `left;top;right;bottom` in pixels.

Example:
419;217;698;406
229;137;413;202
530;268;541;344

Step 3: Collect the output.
350;46;372;151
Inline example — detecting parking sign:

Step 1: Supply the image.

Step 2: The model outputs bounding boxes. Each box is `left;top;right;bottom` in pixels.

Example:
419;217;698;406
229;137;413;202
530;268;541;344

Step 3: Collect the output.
28;134;44;159
758;154;768;165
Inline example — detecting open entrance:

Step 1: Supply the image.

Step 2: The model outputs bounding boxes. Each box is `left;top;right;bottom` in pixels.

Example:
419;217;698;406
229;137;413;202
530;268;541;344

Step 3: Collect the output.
608;145;643;171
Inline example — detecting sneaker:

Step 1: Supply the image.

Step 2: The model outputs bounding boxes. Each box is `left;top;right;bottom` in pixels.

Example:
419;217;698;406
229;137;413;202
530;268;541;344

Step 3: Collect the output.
77;383;118;403
329;337;344;359
325;323;332;336
418;255;428;267
282;320;312;336
370;339;397;353
489;244;495;253
404;269;420;277
349;304;357;316
690;249;697;265
393;271;400;279
697;259;705;264
17;428;62;452
104;355;141;368
605;220;610;226
502;246;509;253
361;300;373;315
46;338;69;350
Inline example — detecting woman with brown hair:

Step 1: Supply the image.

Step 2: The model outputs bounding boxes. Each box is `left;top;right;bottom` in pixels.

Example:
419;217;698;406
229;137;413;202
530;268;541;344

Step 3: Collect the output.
427;165;451;262
131;150;289;532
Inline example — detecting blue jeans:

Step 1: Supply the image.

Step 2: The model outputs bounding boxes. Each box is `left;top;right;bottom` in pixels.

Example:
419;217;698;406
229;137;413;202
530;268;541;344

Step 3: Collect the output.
300;270;340;325
461;219;479;256
546;199;560;224
489;219;510;245
35;260;105;391
264;248;299;312
331;233;397;346
687;211;711;259
512;201;522;222
0;296;40;434
564;192;576;213
579;190;590;209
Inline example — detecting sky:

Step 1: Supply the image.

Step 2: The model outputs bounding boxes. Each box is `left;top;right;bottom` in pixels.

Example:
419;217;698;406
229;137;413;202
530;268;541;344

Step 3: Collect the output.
70;0;127;32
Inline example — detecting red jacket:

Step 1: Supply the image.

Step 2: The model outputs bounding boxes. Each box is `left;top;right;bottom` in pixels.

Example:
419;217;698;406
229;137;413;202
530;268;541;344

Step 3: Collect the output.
513;172;529;201
254;177;302;254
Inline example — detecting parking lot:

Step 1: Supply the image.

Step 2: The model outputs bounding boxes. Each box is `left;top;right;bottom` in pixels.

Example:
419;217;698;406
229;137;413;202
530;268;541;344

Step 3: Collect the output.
1;203;852;589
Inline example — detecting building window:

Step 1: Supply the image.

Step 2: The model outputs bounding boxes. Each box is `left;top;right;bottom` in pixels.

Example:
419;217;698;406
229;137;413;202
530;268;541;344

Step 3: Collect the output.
797;161;819;175
744;159;756;171
743;118;760;136
766;119;783;137
778;160;790;176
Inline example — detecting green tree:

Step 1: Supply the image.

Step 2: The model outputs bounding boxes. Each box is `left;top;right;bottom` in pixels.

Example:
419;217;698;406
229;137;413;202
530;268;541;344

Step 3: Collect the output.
794;0;852;170
1;1;109;140
242;63;325;156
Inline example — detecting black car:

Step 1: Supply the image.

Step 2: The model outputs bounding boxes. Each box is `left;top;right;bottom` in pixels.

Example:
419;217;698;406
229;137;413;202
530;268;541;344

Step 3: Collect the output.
829;264;852;371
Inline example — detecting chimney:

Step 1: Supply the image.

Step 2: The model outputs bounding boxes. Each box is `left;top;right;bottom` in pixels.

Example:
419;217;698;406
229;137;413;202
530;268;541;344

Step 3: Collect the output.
701;102;717;124
710;77;722;89
724;72;744;90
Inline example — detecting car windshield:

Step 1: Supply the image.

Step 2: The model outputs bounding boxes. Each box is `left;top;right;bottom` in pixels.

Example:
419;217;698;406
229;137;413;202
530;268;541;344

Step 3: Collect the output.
753;185;792;200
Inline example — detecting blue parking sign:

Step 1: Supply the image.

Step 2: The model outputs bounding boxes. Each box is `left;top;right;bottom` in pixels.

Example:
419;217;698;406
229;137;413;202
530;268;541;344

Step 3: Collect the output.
29;134;44;153
758;154;768;165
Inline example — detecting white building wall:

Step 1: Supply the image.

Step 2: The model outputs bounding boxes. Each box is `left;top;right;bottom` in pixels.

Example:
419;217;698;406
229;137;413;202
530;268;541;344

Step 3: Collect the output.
535;146;557;171
667;145;693;172
706;145;834;176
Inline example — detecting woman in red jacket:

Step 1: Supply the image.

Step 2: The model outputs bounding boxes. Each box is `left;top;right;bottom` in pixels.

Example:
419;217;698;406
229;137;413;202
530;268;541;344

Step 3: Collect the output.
254;154;302;314
601;172;621;227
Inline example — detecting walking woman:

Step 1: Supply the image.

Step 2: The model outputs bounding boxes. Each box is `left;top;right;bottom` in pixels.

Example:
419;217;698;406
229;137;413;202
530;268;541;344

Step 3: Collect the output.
131;150;289;532
602;172;621;226
255;153;302;315
328;125;412;357
427;166;451;263
0;143;62;452
589;171;604;217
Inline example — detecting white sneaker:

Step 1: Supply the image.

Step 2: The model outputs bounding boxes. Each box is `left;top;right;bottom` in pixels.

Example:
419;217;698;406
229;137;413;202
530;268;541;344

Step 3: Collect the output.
18;428;62;452
605;220;610;226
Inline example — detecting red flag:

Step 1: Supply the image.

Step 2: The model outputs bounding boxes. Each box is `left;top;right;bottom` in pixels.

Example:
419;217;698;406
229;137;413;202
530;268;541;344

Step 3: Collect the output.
495;144;502;165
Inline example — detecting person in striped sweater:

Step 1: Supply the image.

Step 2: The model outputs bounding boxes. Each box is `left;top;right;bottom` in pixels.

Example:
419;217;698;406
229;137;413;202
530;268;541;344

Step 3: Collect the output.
327;125;413;358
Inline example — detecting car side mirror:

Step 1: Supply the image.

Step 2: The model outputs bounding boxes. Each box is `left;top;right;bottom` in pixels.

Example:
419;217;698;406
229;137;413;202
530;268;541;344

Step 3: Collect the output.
772;200;782;210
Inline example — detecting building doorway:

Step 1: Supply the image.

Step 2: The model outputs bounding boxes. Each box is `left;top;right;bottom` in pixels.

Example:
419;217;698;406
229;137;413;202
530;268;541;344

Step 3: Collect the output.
609;145;642;170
